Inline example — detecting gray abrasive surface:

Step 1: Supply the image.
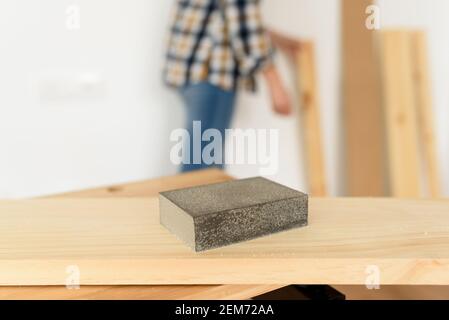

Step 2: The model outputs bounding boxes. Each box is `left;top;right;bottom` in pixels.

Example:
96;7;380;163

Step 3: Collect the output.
159;177;308;252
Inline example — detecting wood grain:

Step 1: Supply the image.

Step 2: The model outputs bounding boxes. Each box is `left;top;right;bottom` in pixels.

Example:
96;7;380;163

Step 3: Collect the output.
1;169;282;299
333;285;449;300
410;31;441;197
380;31;421;197
53;169;232;199
2;197;449;286
296;42;327;196
342;0;386;196
0;285;285;300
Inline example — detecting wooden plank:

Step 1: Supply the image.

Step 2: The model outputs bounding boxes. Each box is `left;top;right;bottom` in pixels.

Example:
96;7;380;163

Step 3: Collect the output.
0;285;285;300
342;0;386;196
380;31;421;197
268;32;327;196
333;285;449;300
2;197;449;285
410;31;441;197
296;42;327;196
53;168;232;198
40;169;281;300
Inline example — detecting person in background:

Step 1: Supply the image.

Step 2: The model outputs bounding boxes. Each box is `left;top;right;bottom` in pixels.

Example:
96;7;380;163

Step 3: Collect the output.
163;0;294;172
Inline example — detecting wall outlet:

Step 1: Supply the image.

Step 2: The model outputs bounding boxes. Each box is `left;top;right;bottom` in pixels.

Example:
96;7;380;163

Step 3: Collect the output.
32;71;106;102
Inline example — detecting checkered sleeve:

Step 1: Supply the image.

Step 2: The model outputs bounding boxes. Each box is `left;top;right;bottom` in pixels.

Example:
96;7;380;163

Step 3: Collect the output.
222;0;275;78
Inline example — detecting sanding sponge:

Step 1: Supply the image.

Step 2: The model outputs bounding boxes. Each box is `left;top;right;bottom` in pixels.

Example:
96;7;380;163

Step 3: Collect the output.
159;177;308;252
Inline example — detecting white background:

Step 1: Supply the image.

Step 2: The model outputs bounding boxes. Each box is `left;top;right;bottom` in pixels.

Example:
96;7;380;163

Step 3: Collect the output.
0;0;447;198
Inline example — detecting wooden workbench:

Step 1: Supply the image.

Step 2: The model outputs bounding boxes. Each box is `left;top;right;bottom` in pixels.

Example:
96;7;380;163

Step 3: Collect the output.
1;169;449;299
0;169;283;299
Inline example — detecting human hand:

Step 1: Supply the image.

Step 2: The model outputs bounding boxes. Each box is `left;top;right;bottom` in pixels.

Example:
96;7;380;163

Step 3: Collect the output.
270;79;293;116
263;64;293;116
268;30;301;61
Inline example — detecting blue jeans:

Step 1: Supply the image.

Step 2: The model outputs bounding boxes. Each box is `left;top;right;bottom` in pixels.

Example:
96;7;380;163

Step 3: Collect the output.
179;82;236;172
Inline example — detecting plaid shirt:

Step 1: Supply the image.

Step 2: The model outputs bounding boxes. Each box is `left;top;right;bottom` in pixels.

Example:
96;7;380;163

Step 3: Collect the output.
163;0;274;91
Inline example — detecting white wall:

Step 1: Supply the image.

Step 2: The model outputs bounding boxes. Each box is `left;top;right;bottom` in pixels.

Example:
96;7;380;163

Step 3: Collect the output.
0;0;182;198
0;0;447;198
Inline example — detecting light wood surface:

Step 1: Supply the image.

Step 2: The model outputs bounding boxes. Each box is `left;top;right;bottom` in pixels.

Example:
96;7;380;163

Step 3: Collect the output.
410;31;441;197
342;0;386;197
380;31;421;197
296;42;327;196
0;285;284;300
2;169;282;299
53;169;232;199
2;197;449;286
334;285;449;300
